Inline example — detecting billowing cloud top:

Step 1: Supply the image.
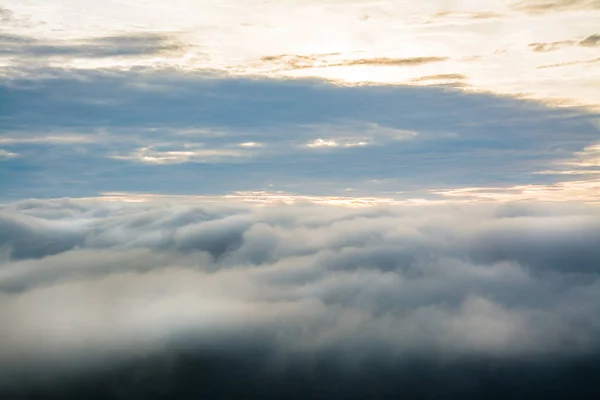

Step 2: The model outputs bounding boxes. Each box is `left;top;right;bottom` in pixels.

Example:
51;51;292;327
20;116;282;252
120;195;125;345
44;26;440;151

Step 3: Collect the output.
1;199;599;398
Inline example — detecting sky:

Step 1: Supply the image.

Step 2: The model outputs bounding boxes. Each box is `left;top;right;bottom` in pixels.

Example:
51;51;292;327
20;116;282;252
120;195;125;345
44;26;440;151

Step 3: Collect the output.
1;1;600;399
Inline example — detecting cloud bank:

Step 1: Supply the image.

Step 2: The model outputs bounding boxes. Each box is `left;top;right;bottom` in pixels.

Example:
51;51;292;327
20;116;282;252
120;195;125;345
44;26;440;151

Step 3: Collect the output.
1;198;599;398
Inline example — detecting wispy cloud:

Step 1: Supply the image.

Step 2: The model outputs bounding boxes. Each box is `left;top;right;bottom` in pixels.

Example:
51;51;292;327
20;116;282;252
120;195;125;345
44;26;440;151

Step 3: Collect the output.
0;32;188;60
513;0;600;14
433;179;600;204
0;149;18;158
238;142;263;148
0;7;13;23
411;73;467;82
305;139;340;148
258;54;448;71
536;143;600;176
111;145;248;164
580;34;600;46
537;57;600;69
430;10;503;20
0;135;100;145
529;34;600;52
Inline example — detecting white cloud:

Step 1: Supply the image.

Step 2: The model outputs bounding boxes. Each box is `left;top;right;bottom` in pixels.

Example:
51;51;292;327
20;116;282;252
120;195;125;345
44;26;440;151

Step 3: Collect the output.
0;149;18;158
238;142;263;148
111;145;247;164
432;178;600;204
343;141;369;147
306;139;339;148
301;122;416;150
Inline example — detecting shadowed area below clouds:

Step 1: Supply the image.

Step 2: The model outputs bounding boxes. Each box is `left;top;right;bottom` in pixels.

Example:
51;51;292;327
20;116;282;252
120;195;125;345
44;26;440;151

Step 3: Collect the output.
0;199;599;398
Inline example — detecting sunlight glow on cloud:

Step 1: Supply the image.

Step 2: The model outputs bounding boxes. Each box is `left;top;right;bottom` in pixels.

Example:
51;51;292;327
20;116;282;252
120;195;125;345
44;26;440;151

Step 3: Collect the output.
111;146;247;164
86;176;600;206
1;0;600;109
306;139;339;148
238;142;263;148
534;143;600;176
568;144;600;168
0;149;18;158
433;179;600;204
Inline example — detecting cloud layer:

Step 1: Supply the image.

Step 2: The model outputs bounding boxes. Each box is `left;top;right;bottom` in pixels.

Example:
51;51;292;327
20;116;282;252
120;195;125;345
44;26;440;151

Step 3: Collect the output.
1;69;598;202
1;199;599;397
2;0;600;108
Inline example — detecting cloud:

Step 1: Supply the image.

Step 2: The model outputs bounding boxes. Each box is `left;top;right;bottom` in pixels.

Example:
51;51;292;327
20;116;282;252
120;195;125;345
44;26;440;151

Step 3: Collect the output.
432;178;600;204
537;57;600;69
411;73;467;81
534;143;600;176
0;7;14;23
110;145;248;164
513;0;600;13
0;199;599;397
1;69;599;201
343;57;448;67
431;11;504;20
258;54;448;71
305;138;339;148
303;138;370;149
0;134;100;145
529;34;600;52
529;40;577;52
580;34;600;46
1;0;599;109
92;191;406;207
238;142;263;148
0;149;18;158
0;33;187;60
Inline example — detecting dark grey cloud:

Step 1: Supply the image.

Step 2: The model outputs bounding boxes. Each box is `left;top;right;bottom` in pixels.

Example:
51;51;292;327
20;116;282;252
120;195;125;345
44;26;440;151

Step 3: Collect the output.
0;33;187;59
0;199;599;398
514;0;600;13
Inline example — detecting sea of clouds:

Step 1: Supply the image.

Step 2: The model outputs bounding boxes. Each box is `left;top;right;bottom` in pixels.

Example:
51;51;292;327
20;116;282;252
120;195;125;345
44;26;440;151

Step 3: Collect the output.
1;198;599;398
